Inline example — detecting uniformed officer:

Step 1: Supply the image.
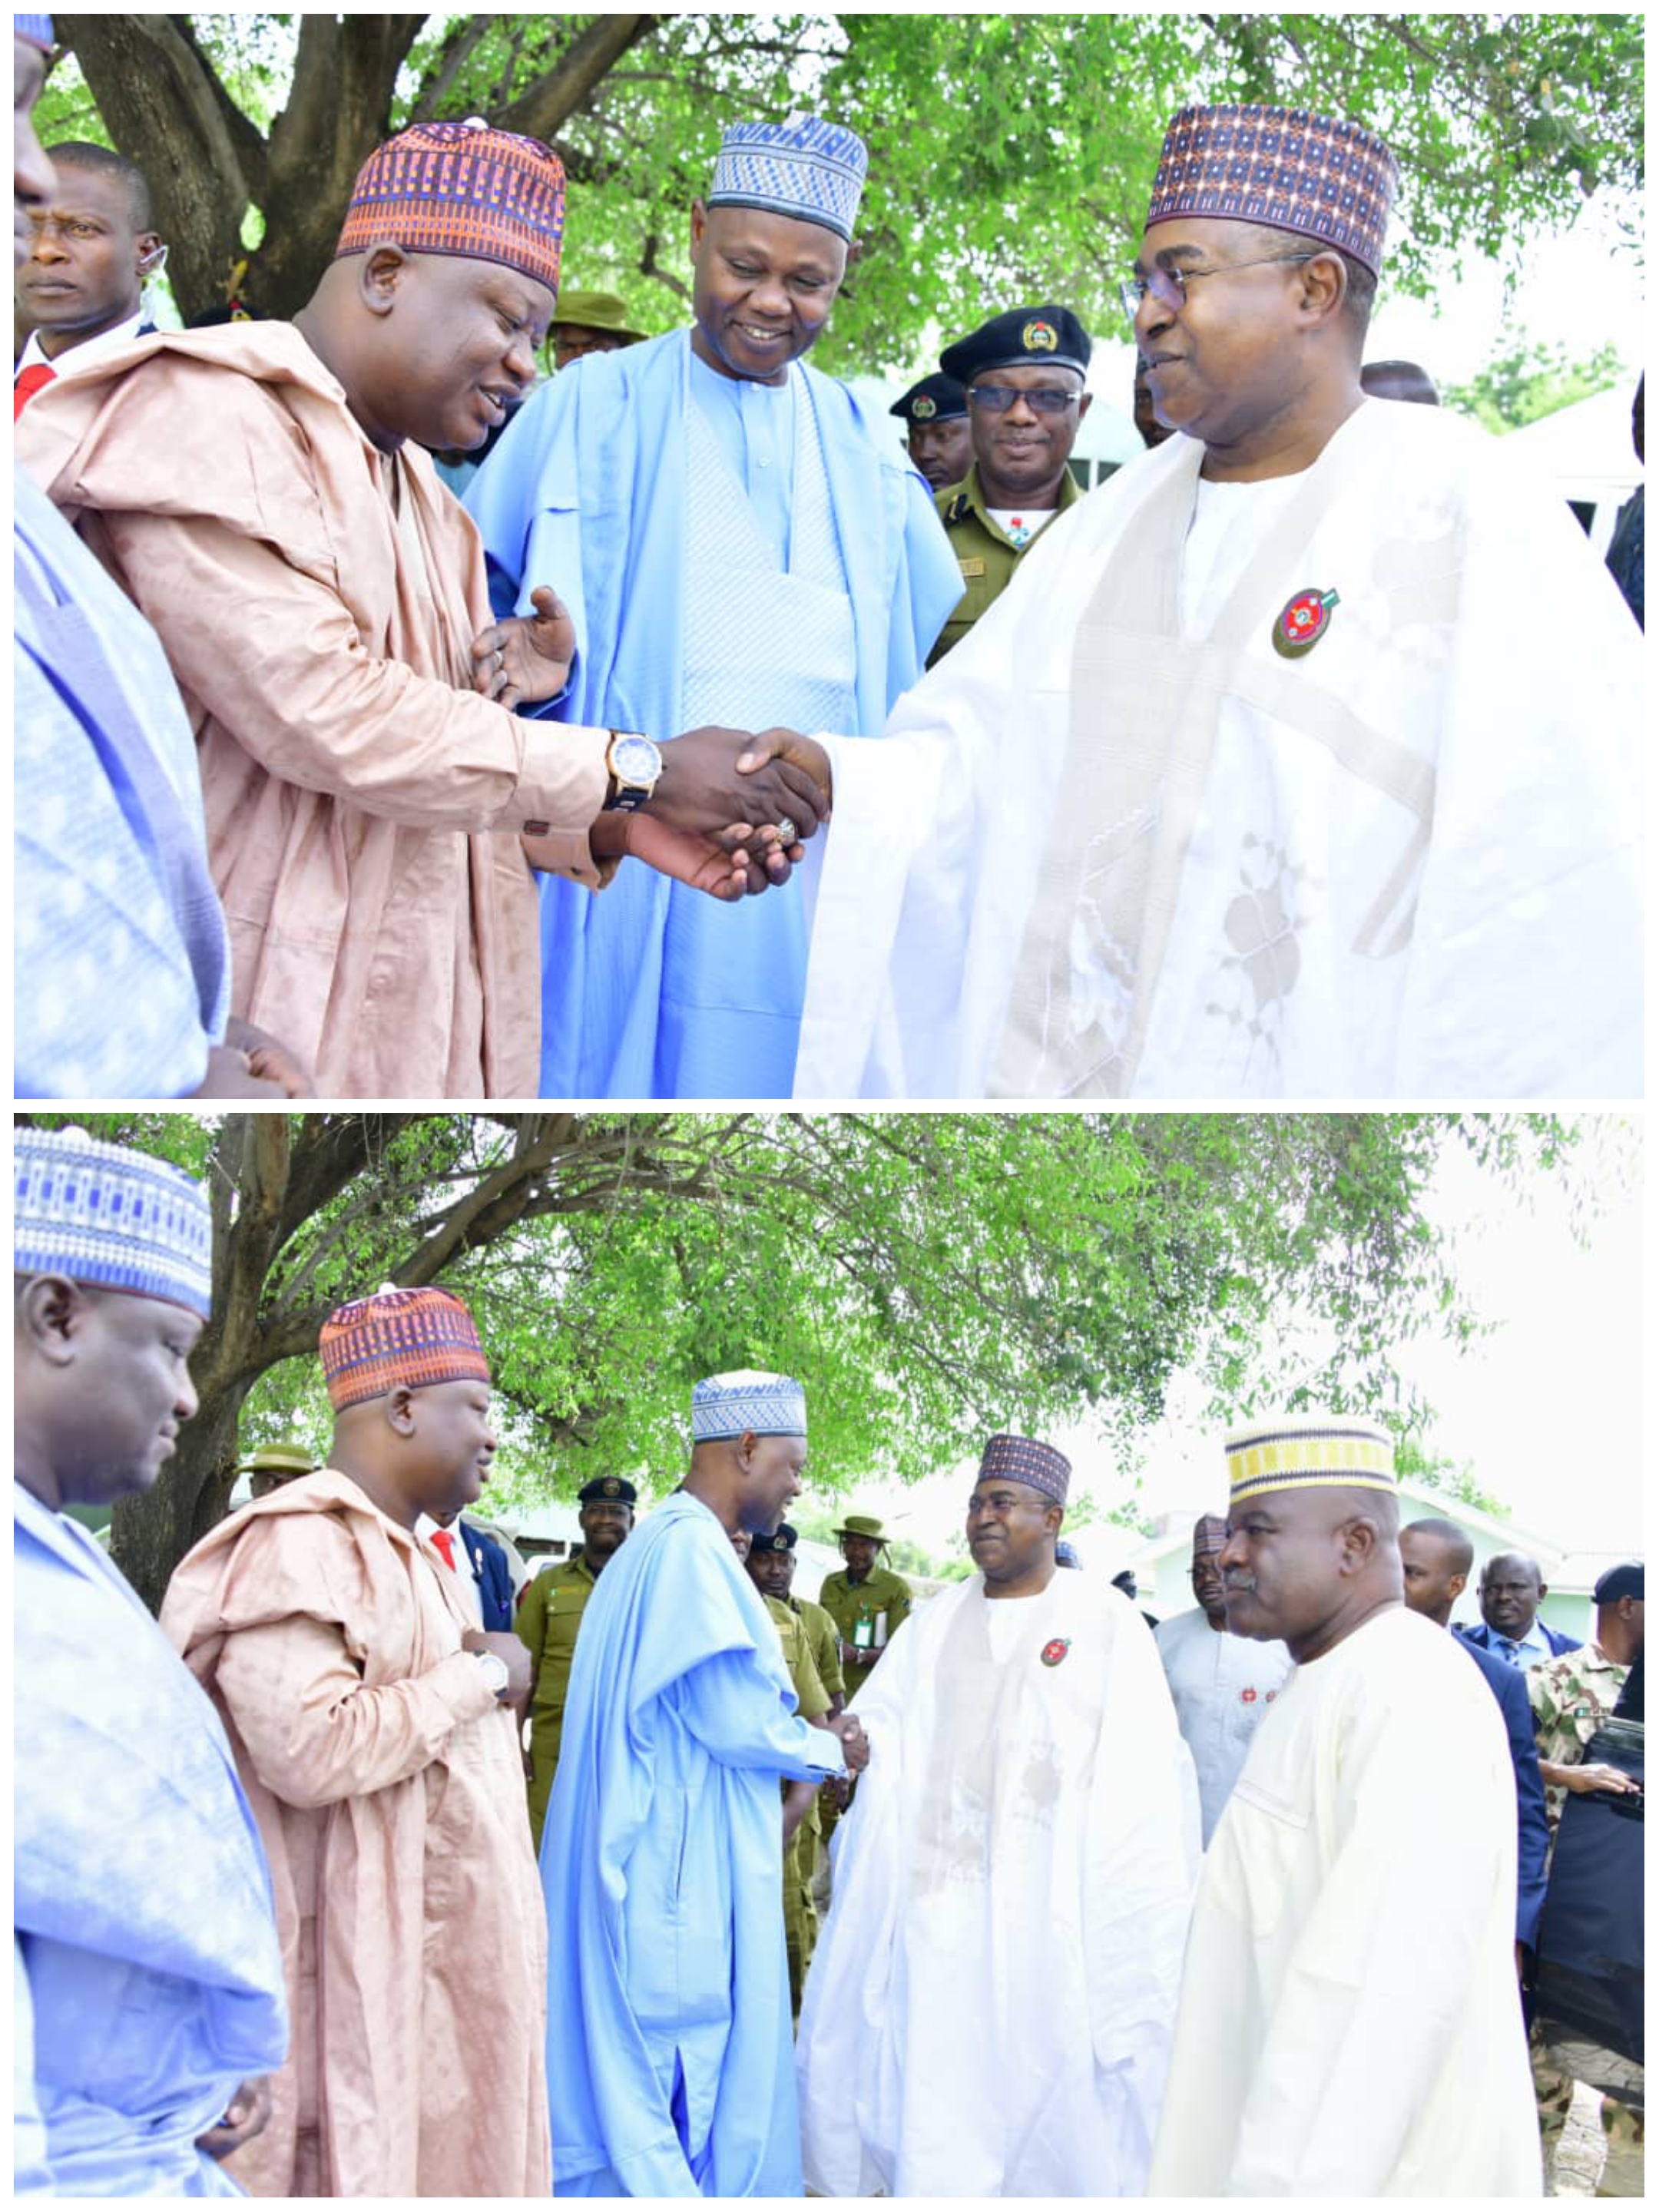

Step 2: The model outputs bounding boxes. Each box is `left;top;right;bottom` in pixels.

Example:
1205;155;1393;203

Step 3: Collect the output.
518;1475;637;1850
238;1438;317;1499
731;1525;832;2012
1525;1562;1644;2191
748;1525;844;1985
817;1512;913;1681
889;369;972;491
548;286;647;372
929;303;1097;664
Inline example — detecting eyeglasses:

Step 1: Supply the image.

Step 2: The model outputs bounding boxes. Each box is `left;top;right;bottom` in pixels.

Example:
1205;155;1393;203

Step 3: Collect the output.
966;383;1081;416
1118;253;1316;326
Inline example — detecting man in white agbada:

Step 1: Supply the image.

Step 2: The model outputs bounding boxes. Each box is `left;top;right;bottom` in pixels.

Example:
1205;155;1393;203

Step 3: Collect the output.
744;99;1641;1099
1154;1512;1293;1845
797;1434;1200;2197
1147;1415;1540;2196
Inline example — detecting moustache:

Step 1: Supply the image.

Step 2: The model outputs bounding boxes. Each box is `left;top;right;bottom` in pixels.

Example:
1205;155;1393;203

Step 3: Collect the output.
1223;1576;1257;1595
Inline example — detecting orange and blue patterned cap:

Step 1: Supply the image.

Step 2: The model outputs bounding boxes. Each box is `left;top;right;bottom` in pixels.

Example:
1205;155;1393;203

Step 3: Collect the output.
320;1283;491;1411
1146;102;1399;277
334;118;565;296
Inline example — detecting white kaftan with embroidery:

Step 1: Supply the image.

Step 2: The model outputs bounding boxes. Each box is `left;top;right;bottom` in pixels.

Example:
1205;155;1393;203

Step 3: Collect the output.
795;398;1641;1099
796;1572;1200;2197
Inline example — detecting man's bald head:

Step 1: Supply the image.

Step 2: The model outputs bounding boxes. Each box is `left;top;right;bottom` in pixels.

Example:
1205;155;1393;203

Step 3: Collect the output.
1399;1515;1474;1626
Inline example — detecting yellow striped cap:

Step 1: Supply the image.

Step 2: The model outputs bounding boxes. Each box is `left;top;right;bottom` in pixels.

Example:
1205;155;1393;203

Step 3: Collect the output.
1224;1412;1395;1505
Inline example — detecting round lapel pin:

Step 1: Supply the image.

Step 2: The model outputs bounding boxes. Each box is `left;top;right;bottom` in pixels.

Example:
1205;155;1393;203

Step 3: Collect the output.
1040;1637;1071;1667
1271;585;1339;659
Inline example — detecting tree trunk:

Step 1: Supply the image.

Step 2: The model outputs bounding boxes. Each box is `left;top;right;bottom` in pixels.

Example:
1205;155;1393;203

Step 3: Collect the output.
110;1376;252;1616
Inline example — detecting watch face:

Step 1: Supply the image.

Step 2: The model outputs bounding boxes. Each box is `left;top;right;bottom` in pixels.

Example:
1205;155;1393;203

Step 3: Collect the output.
611;734;661;786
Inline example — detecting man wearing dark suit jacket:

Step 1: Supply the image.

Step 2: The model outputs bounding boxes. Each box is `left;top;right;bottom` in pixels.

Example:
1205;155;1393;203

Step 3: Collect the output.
1456;1548;1582;1667
1401;1519;1549;1957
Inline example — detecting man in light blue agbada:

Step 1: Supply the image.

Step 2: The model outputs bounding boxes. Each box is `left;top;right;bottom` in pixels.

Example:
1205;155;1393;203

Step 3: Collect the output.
13;1124;289;2195
468;114;962;1099
539;1370;868;2194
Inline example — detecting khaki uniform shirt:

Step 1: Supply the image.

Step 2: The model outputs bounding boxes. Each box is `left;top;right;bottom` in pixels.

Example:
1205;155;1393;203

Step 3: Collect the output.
816;1565;913;1694
518;1554;601;1839
928;462;1091;664
1526;1639;1630;1839
792;1594;845;1707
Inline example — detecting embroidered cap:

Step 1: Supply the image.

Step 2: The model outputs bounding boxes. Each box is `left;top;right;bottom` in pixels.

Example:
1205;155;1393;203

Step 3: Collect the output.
334;118;565;296
890;371;968;424
1224;1412;1396;1505
692;1369;807;1441
707;113;867;243
977;1433;1071;1507
577;1475;638;1506
1193;1512;1230;1558
14;1125;214;1319
320;1283;491;1411
15;15;55;50
1144;102;1399;278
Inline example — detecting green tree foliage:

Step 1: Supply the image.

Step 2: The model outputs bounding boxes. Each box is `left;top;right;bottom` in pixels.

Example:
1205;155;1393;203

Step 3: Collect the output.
36;14;1643;357
1392;1432;1509;1519
1442;336;1628;434
18;1110;1581;1612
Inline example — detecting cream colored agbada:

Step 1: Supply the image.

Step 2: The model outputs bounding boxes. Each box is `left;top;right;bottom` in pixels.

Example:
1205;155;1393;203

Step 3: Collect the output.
17;323;614;1098
161;1471;549;2198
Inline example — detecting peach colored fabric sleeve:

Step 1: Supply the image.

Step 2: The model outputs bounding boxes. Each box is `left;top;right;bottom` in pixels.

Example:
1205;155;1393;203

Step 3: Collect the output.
214;1614;499;1810
96;503;613;856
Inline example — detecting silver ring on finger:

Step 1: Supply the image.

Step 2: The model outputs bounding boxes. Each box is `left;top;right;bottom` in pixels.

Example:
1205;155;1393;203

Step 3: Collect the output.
773;813;797;846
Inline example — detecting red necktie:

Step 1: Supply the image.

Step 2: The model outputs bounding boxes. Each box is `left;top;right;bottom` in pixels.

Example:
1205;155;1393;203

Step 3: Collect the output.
14;363;56;420
431;1528;457;1571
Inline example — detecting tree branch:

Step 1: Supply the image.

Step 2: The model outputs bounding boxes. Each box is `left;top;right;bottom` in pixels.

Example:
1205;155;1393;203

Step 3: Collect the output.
495;14;663;141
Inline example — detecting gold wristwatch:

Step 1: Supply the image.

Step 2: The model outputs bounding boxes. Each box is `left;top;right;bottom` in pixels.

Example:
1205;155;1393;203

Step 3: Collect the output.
602;728;663;812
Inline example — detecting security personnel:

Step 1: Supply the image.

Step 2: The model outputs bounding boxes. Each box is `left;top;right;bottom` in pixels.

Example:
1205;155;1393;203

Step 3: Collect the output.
889;369;972;491
817;1514;913;1690
733;1527;832;2013
518;1475;637;1850
929;303;1097;664
547;286;647;371
749;1525;844;1969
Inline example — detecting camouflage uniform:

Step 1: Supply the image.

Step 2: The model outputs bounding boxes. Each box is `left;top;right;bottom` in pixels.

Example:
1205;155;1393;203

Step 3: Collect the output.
1525;1642;1642;2189
765;1593;830;2015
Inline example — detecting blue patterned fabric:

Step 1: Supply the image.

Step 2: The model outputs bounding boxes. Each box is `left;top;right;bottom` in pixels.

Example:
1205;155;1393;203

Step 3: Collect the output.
14;465;230;1098
708;114;867;241
15;15;54;49
692;1369;807;1440
13;1126;214;1318
13;1486;288;2195
465;329;962;1099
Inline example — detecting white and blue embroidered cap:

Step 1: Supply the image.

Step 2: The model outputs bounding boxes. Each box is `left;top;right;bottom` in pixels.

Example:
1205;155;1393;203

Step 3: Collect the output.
707;113;868;243
14;1124;214;1319
692;1369;808;1442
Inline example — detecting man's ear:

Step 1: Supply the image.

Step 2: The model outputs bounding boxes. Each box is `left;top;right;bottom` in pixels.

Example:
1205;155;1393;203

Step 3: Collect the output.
359;240;411;318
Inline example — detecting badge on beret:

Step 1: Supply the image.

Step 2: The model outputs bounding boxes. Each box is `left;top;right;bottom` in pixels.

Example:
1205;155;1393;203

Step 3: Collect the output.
912;393;937;419
1022;319;1058;353
1271;586;1339;660
1040;1637;1071;1667
603;1479;621;1497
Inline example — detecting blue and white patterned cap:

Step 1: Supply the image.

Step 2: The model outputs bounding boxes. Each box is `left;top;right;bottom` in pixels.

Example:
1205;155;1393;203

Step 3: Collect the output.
14;1125;214;1319
707;113;867;243
692;1369;808;1441
15;16;55;51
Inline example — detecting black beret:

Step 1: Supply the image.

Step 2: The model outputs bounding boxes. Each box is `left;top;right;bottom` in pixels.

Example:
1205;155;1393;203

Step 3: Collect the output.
752;1522;799;1554
1594;1561;1644;1604
890;372;968;424
940;305;1091;386
578;1476;637;1506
